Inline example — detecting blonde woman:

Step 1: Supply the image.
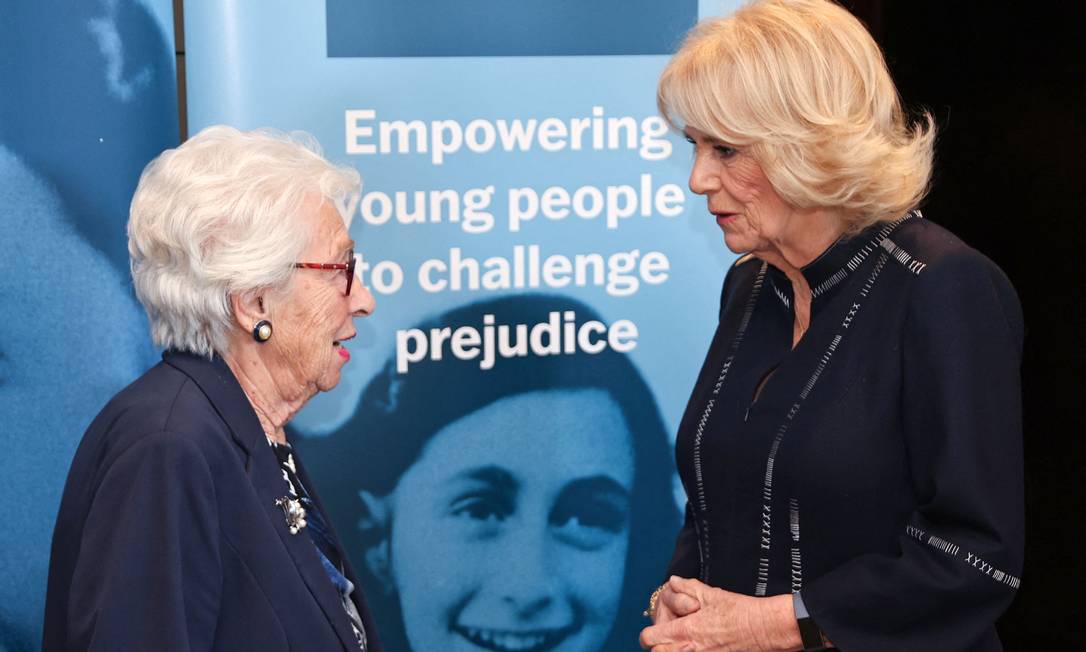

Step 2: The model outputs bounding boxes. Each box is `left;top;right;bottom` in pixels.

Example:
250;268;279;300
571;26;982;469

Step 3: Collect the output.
641;1;1023;650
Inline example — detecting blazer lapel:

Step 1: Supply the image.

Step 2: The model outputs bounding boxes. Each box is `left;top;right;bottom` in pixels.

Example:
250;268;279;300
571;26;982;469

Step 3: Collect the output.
293;454;384;652
248;441;363;651
163;351;361;651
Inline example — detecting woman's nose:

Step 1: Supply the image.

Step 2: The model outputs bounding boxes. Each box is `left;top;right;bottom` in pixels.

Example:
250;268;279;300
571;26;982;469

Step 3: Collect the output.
688;154;720;196
349;272;375;317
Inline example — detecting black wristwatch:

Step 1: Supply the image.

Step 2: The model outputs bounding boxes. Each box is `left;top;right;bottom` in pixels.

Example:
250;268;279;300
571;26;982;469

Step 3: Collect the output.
793;592;831;651
796;613;828;651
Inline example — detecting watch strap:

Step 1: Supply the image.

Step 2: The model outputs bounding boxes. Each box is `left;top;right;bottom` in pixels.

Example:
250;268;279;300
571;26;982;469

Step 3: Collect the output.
797;614;827;650
792;591;830;650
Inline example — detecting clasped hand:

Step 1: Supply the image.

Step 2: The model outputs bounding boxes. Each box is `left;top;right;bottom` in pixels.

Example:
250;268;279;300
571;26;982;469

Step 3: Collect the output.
639;576;801;652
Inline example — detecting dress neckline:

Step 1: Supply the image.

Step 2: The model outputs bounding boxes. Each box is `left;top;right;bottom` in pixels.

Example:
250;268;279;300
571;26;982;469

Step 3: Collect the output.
767;210;920;305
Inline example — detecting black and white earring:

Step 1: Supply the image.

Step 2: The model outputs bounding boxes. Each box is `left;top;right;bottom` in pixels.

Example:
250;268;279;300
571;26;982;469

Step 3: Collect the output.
253;320;273;342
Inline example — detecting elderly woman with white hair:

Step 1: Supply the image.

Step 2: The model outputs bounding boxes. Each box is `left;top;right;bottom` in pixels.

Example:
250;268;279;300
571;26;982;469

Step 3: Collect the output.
43;126;382;652
640;1;1023;651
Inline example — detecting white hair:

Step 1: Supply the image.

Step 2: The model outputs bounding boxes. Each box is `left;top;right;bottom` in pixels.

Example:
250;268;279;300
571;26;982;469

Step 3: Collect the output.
128;125;361;357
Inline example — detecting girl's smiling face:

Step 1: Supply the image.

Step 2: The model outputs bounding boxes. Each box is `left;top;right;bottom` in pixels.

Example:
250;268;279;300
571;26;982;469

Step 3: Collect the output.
384;389;635;652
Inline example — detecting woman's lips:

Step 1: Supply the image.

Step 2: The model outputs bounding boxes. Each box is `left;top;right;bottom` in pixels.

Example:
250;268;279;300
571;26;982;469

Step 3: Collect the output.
714;212;737;226
452;624;577;652
333;341;350;361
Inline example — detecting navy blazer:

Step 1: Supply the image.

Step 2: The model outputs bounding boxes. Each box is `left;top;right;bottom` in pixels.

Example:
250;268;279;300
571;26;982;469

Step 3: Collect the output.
43;351;383;652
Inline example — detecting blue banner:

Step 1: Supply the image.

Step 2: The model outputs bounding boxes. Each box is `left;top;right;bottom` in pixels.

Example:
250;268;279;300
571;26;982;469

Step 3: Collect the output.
326;0;699;57
184;1;741;650
0;1;178;650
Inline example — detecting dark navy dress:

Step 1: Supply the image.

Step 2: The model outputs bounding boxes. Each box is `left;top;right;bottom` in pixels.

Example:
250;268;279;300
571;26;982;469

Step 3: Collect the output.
669;212;1024;651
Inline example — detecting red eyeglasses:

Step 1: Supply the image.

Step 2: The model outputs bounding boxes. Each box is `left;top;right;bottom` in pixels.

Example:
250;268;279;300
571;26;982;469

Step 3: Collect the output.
293;252;357;296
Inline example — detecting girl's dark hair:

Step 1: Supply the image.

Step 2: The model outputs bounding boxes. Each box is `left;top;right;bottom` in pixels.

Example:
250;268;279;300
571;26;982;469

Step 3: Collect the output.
300;294;680;651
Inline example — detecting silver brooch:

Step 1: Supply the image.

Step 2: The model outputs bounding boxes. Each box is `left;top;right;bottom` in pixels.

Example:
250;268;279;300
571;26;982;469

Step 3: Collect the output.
275;496;308;534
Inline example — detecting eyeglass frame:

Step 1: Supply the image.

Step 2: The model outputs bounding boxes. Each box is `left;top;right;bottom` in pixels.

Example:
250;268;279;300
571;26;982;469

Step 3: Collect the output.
293;251;357;296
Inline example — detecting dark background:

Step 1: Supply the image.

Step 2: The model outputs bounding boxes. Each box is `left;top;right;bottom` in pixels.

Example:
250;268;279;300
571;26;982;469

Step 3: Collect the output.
846;1;1085;647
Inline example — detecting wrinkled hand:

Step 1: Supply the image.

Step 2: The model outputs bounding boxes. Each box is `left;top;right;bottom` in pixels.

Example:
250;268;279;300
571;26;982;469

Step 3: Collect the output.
652;577;701;625
639;577;801;652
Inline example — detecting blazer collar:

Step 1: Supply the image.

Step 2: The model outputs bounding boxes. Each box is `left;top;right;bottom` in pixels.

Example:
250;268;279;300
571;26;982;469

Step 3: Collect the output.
162;350;265;456
162;350;363;651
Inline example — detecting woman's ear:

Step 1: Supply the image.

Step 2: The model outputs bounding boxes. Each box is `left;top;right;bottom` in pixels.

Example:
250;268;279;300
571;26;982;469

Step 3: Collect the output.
358;490;394;593
230;291;268;331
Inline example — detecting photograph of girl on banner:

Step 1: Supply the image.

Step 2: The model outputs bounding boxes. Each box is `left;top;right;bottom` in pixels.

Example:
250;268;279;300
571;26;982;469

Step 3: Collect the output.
300;294;680;652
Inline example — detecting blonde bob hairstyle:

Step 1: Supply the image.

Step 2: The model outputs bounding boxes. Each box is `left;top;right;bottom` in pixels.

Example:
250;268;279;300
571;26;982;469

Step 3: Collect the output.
658;0;934;231
128;125;361;358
